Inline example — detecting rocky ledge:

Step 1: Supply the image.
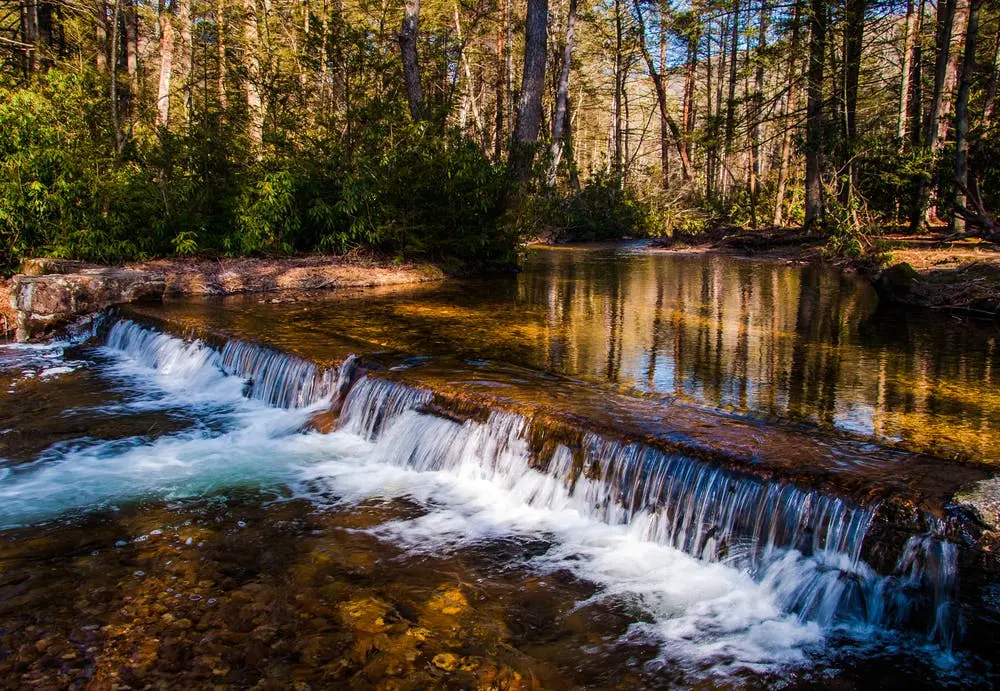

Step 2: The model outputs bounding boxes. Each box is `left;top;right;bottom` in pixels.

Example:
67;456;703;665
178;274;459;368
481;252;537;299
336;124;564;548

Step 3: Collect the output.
5;257;445;342
10;267;165;341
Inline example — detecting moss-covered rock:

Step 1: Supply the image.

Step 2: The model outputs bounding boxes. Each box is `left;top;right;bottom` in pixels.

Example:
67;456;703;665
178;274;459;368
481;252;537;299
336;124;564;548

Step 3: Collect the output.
873;262;928;305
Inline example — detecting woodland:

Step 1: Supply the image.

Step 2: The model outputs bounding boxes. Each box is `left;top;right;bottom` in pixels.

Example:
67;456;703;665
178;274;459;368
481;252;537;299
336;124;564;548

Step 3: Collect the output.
1;0;999;271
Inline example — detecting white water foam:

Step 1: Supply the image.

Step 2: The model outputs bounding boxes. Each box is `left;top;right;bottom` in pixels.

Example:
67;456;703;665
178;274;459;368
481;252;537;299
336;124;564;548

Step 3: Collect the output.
0;320;971;681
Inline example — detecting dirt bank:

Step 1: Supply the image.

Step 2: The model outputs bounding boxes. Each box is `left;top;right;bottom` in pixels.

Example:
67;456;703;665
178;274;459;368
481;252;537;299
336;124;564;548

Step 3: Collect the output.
127;254;445;296
652;230;1000;317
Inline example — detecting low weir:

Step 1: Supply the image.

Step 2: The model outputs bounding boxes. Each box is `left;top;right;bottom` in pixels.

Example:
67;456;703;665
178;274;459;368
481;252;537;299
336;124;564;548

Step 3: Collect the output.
99;316;992;652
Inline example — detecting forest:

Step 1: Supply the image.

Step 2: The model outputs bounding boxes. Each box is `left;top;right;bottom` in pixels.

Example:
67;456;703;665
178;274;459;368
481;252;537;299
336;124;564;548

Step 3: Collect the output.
2;0;999;271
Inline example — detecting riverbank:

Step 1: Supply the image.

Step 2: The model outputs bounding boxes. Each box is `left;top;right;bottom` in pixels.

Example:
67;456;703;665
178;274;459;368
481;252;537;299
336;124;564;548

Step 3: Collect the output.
3;254;445;342
650;229;1000;317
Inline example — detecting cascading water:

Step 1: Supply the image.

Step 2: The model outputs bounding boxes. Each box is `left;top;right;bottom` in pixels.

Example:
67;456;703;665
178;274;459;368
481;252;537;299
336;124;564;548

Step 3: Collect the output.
220;339;336;408
336;374;962;645
106;320;337;408
97;322;967;649
1;318;972;678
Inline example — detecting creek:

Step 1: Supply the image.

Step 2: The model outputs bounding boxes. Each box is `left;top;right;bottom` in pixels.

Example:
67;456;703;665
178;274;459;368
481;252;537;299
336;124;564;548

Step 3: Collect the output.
1;243;997;688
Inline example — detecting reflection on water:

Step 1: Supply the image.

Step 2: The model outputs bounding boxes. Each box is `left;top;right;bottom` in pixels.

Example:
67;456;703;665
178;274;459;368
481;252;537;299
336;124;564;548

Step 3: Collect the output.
149;244;1000;461
2;273;998;687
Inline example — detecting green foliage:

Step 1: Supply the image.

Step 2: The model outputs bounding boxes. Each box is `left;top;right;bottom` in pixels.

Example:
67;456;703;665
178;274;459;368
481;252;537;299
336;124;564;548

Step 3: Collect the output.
821;193;895;267
854;140;933;223
516;173;656;242
0;68;514;274
0;70;167;270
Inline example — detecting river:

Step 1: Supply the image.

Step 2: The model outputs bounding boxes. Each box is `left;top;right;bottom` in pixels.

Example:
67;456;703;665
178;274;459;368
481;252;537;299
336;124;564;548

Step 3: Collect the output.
0;244;996;688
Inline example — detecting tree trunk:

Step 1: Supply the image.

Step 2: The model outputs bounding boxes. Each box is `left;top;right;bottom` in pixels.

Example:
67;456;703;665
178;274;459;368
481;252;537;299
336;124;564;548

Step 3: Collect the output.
804;0;826;229
21;0;39;75
662;6;672;188
924;0;956;148
909;0;956;231
217;0;228;110
612;0;623;178
749;0;769;227
935;0;970;146
548;0;577;187
399;0;424;121
842;0;864;144
705;16;714;197
723;0;740;181
682;5;700;167
124;0;137;77
773;0;802;226
244;0;264;150
839;0;865;205
110;0;122;150
177;0;192;125
96;2;108;71
453;4;484;136
156;0;173;129
633;0;691;182
509;0;548;182
950;0;982;234
983;20;1000;128
897;0;921;147
494;0;507;160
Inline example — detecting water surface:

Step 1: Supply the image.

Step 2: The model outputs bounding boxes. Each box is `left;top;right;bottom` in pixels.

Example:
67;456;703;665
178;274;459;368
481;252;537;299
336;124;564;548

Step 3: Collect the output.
145;244;1000;462
1;246;998;689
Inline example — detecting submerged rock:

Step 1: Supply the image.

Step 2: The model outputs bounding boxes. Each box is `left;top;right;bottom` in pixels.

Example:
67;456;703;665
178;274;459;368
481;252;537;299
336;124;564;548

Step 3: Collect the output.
953;476;1000;532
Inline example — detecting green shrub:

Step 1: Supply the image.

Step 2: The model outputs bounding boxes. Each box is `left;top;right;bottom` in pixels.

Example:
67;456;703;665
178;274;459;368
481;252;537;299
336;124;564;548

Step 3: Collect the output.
516;173;656;243
0;69;516;274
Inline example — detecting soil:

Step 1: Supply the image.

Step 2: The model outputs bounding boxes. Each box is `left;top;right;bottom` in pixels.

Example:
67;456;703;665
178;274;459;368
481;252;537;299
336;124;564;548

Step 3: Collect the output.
652;229;1000;317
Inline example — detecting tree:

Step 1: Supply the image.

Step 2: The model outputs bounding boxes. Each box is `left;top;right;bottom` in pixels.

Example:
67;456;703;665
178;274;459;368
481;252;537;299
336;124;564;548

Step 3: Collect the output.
773;0;803;226
399;0;424;121
633;0;691;184
509;0;548;182
804;0;826;228
950;0;983;234
548;0;577;186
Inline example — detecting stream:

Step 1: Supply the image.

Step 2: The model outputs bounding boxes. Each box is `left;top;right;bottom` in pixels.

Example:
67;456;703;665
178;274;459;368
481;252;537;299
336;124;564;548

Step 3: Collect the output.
0;244;997;688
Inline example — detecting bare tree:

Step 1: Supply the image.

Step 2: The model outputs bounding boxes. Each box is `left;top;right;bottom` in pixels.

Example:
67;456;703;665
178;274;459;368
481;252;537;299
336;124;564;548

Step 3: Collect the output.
633;0;691;184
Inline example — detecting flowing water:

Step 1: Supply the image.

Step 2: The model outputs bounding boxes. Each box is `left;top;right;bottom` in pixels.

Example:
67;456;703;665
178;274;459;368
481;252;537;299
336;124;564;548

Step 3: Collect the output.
1;245;998;688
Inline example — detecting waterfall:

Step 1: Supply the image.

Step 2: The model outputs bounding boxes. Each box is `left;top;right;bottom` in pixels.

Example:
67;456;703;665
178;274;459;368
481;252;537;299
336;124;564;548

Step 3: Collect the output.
220;339;335;408
337;374;962;643
105;320;336;409
338;375;434;440
99;320;965;647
